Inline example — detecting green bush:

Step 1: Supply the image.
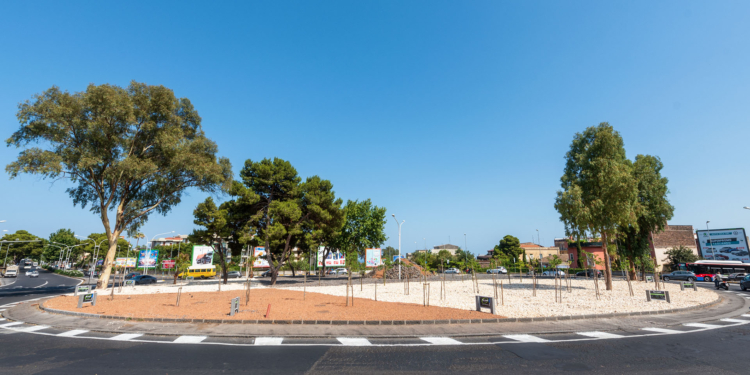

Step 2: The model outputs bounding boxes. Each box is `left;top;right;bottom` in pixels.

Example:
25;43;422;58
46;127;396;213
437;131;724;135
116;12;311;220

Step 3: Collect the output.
54;269;84;277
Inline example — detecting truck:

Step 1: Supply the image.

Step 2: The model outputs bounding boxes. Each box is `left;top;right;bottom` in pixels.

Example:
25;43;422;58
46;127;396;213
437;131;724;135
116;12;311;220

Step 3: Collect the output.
4;265;19;278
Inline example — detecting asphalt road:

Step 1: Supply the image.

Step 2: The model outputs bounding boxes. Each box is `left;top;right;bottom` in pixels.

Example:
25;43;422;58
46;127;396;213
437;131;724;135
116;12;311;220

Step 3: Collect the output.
2;273;749;374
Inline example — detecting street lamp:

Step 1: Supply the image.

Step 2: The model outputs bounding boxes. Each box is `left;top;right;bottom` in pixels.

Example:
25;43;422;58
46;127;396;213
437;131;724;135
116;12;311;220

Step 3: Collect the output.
391;215;405;280
706;221;716;260
77;236;108;284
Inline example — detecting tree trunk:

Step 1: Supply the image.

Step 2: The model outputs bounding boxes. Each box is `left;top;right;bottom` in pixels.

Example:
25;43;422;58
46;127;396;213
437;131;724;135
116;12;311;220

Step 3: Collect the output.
96;234;121;289
602;232;613;290
627;254;637;281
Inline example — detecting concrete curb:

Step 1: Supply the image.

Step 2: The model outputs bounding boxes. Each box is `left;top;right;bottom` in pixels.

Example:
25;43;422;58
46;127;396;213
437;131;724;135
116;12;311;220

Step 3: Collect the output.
37;295;723;325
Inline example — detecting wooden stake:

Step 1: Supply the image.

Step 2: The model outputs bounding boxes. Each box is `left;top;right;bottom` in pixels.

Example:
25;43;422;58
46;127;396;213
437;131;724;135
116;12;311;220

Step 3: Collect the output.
176;286;182;307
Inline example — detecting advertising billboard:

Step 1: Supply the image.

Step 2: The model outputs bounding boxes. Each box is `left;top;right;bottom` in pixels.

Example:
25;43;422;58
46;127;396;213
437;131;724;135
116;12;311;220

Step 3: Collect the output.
696;228;749;262
253;247;269;268
317;246;345;267
192;245;214;267
365;248;382;268
116;257;137;267
162;259;175;269
138;250;158;268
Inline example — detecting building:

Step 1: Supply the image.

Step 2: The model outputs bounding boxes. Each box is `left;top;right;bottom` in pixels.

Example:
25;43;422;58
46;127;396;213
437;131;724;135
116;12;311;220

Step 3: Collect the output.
566;241;606;270
650;224;699;271
150;235;189;248
520;242;562;263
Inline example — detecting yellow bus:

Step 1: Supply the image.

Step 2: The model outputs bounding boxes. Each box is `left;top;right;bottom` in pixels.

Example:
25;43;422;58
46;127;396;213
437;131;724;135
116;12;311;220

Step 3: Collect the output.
182;266;216;279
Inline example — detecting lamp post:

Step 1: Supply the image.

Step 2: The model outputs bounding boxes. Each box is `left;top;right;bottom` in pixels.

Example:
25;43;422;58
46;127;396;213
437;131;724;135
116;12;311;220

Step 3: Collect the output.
391;215;404;280
536;229;540;246
706;221;716;260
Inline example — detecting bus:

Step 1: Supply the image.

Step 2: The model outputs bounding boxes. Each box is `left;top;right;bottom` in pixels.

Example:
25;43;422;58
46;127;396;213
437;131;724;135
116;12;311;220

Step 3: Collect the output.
677;260;750;282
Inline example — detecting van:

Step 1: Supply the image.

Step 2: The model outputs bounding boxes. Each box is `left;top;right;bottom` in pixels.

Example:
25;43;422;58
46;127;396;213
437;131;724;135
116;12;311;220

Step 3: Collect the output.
4;266;19;278
182;267;216;279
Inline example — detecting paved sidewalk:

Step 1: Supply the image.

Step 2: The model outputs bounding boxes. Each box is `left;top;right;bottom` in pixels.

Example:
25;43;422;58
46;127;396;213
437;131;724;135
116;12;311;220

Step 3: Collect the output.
3;289;747;338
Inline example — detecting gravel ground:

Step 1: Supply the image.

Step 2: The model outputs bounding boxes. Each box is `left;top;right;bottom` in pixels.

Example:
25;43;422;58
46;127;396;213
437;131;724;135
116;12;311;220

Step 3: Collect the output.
102;276;718;318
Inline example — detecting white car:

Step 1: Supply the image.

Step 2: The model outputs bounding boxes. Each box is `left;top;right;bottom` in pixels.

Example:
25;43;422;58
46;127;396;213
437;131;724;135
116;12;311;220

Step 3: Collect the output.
542;270;566;277
28;271;39;278
444;268;461;274
334;268;348;275
486;267;507;274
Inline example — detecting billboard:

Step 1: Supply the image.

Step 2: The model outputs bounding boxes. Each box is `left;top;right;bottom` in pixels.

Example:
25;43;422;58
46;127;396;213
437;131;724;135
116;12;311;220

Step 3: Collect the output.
192;245;214;267
317;246;345;267
253;247;269;268
365;248;382;267
138;250;158;268
162;259;175;269
696;228;749;262
115;257;137;267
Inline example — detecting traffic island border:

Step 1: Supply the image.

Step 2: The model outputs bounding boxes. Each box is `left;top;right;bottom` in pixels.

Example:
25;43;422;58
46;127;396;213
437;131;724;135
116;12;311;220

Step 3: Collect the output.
35;296;722;325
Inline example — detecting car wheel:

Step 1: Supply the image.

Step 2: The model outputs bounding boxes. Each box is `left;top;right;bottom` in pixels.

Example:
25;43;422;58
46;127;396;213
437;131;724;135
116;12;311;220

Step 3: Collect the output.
663;276;670;281
742;285;747;291
705;276;712;282
687;277;695;282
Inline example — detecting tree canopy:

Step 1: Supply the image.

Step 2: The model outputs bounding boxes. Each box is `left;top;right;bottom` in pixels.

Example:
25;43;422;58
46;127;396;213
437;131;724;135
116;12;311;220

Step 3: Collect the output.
5;82;232;287
494;235;524;262
1;230;45;265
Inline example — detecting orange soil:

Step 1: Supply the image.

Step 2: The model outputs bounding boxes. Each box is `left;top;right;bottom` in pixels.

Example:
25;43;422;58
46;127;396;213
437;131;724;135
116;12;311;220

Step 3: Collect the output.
45;289;496;321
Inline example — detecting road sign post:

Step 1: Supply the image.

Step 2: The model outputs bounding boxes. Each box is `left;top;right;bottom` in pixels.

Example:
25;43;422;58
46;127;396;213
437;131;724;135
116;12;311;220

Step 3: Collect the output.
475;295;496;315
645;290;670;303
77;292;97;308
230;297;240;316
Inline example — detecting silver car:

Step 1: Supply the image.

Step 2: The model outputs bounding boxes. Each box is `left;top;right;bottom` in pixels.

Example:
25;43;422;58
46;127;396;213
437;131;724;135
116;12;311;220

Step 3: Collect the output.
660;271;696;282
227;271;242;278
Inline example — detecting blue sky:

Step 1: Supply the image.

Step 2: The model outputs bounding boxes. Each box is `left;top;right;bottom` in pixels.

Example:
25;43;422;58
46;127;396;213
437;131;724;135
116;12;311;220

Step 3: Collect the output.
1;1;749;255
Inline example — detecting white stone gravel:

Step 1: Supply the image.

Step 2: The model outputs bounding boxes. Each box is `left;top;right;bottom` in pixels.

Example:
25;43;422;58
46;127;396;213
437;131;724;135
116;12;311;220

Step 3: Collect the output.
102;277;719;319
283;277;719;318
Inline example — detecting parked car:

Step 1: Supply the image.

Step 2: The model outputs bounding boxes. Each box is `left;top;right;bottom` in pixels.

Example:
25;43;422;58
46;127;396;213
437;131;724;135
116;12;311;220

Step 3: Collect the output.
132;275;157;285
542;270;565;277
729;273;748;281
444;268;460;274
575;270;603;278
334;268;348;275
83;270;98;277
28;271;39;278
486;267;507;274
660;271;696;282
740;275;750;291
227;271;242;279
260;270;273;277
124;272;141;280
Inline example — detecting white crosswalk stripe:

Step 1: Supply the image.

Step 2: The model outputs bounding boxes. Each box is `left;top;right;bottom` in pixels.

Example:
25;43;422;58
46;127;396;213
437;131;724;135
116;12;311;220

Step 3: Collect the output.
0;322;24;328
58;330;88;337
420;337;463;345
173;335;207;344
15;325;49;332
254;337;283;345
720;318;748;323
577;331;624;339
684;323;722;329
503;334;550;343
337;337;372;346
110;333;143;341
741;314;750;318
642;327;683;334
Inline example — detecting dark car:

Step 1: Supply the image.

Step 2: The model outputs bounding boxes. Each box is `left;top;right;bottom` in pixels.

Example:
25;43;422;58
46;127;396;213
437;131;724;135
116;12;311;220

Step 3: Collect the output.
729;273;747;281
719;247;738;253
227;271;242;279
83;270;98;277
661;271;696;282
576;270;603;278
715;254;730;260
260;270;272;277
125;272;141;280
132;275;157;285
741;275;750;291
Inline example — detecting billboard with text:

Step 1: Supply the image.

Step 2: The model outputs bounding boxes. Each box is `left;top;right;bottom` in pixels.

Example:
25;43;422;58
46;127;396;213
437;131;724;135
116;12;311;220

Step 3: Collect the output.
365;248;382;267
253;247;270;268
191;245;214;267
696;228;749;262
317;246;345;267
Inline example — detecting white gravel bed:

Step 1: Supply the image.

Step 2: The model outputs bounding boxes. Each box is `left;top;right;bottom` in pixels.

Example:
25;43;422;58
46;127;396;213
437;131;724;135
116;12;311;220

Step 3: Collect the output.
103;280;268;295
282;278;719;318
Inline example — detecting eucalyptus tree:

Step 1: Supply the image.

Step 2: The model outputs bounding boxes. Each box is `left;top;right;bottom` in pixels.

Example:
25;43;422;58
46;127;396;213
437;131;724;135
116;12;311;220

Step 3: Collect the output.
6;82;232;288
554;123;638;290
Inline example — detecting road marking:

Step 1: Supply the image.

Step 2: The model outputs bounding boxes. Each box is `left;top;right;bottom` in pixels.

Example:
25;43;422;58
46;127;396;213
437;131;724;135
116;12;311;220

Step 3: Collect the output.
33;282;48;288
337;337;372;346
110;333;143;341
741;314;750;318
254;337;283;345
577;331;624;339
0;318;5;322
15;325;49;332
720;318;747;323
420;337;463;345
0;322;24;328
503;334;550;343
641;327;683;334
58;330;88;337
684;323;722;329
173;335;207;344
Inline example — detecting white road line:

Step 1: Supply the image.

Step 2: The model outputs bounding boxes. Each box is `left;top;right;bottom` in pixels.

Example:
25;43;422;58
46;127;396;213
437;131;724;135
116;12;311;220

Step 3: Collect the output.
642;327;684;334
420;337;463;345
110;333;143;341
720;318;748;323
254;337;283;345
577;331;624;339
503;334;550;343
741;314;750;318
33;282;48;288
14;325;49;332
173;335;208;344
684;323;722;329
0;318;5;322
337;337;372;346
58;330;88;337
0;322;24;328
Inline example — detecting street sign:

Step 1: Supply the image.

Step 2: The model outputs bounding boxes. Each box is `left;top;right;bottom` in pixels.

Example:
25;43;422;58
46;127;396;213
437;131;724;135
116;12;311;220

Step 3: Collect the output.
230;297;240;316
77;292;97;308
680;281;697;291
475;295;496;315
645;275;654;283
124;280;135;287
74;285;90;296
646;290;671;303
